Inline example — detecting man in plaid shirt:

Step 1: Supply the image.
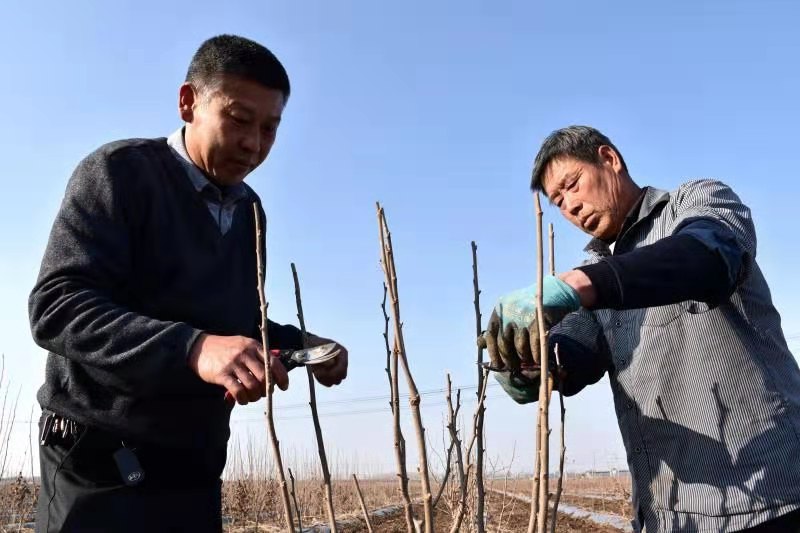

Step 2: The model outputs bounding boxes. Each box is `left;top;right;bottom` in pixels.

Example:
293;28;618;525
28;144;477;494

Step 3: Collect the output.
483;125;800;532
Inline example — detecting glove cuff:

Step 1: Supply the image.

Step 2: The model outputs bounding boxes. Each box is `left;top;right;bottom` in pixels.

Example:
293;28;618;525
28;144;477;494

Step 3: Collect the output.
544;275;582;311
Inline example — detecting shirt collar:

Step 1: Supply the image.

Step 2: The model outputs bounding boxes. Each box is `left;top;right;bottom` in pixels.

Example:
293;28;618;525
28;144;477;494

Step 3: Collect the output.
166;128;248;202
584;186;670;255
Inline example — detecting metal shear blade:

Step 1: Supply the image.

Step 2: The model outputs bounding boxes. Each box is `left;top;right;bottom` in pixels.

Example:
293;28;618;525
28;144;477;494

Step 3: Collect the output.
288;342;341;366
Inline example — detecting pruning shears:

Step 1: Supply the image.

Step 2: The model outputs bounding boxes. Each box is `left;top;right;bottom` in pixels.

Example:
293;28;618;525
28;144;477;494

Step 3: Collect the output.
224;342;341;405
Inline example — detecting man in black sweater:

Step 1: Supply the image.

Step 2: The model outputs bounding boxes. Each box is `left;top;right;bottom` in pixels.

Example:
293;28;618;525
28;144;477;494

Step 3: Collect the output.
29;35;348;532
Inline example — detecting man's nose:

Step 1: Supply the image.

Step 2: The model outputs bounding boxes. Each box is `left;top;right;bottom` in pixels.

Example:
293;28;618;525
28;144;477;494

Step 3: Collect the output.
240;130;261;155
562;194;581;216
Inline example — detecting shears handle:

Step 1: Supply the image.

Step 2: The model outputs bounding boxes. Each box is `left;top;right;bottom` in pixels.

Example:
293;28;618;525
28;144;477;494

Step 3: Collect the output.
223;350;300;406
272;349;303;371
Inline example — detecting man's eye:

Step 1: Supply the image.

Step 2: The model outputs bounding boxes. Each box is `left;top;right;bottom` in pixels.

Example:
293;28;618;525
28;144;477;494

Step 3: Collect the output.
568;179;578;190
230;115;249;125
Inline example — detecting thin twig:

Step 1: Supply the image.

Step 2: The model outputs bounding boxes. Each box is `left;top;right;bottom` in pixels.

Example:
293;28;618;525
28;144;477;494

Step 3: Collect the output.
472;241;486;533
292;263;337;532
377;204;414;533
534;193;550;533
382;284;393;407
550;345;566;533
0;386;19;480
453;367;490;532
496;444;517;530
377;203;434;533
527;427;540;533
432;437;455;508
446;376;467;533
352;474;375;533
253;203;294;532
288;467;303;532
548;223;555;276
28;403;35;488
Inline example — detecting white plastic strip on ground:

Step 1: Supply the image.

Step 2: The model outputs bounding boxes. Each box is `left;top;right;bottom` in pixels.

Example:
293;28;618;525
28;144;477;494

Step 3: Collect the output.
563;491;628;502
222;491;632;532
488;489;633;532
299;503;406;532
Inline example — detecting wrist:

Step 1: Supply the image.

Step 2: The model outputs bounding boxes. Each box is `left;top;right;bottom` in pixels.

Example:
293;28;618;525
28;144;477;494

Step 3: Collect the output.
187;332;209;370
559;270;597;308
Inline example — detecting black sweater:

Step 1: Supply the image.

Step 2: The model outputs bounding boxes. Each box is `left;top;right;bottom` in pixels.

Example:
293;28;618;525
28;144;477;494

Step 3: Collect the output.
29;138;303;451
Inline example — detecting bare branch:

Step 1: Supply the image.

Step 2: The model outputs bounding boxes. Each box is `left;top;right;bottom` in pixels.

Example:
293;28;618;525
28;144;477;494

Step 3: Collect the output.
535;194;550;533
377;203;434;533
253;203;294;532
288;467;303;532
432;437;455;509
449;366;491;532
352;474;375;533
292;263;337;532
550;344;567;533
472;241;486;533
446;376;467;533
377;203;414;533
527;427;540;533
382;283;393;411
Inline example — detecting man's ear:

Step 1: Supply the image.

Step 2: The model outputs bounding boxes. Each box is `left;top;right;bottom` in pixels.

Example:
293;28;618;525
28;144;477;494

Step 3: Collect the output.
598;145;623;173
178;83;197;122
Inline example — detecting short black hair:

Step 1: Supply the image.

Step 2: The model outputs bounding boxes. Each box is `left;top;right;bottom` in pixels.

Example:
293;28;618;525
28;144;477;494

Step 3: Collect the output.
530;125;628;191
186;34;290;101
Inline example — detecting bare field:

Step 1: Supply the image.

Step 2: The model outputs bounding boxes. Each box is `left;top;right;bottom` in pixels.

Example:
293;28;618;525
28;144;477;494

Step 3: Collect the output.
220;474;633;532
221;477;627;532
0;475;633;532
505;474;634;521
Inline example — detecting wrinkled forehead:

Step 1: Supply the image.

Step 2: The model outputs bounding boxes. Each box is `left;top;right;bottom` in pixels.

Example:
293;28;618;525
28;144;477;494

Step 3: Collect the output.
541;156;585;196
206;75;285;115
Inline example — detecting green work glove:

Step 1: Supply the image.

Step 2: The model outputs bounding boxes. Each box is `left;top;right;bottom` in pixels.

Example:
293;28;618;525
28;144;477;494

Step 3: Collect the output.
479;276;580;404
493;369;542;404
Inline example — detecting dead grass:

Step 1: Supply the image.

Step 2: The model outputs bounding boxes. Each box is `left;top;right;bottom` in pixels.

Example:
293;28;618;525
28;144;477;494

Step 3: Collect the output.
220;452;633;532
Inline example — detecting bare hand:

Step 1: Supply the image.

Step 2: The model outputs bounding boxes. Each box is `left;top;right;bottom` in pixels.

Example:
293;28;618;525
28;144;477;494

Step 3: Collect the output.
307;334;348;387
188;333;289;405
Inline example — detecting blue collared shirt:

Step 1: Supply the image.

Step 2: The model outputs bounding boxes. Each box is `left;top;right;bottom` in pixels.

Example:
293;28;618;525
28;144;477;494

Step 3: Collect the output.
167;128;249;235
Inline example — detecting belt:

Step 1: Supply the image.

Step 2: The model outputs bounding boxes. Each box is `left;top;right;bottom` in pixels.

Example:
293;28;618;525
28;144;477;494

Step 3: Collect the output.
39;410;84;447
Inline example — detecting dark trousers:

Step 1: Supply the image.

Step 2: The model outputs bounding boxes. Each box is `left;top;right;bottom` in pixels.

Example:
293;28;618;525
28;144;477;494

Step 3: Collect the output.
737;508;800;532
36;414;224;533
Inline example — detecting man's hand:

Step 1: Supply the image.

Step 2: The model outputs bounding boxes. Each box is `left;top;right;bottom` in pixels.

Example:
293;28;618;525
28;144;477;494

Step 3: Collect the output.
559;269;596;308
306;334;348;387
480;306;572;373
480;275;580;369
478;275;579;403
188;333;289;405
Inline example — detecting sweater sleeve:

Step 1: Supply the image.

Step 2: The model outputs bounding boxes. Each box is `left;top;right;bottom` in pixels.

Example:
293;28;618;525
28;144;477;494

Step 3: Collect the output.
265;320;304;350
28;146;203;395
576;181;751;311
549;308;612;396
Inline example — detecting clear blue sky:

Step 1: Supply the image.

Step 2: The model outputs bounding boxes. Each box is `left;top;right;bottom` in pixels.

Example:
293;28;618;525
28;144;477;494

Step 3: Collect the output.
1;0;799;477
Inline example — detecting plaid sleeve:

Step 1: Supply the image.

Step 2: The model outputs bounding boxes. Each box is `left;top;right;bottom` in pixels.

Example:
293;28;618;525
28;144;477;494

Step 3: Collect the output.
671;179;756;280
550;308;612;396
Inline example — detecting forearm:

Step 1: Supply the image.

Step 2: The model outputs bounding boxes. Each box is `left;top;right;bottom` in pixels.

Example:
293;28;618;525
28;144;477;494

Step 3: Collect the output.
567;220;745;310
549;333;610;396
30;276;203;393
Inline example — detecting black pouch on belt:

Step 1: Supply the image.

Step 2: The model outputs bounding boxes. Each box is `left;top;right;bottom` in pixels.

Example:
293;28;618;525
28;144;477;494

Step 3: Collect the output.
113;445;146;487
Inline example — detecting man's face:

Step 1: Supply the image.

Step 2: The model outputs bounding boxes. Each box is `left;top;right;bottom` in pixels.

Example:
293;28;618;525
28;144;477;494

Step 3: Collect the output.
180;75;285;186
541;147;630;240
